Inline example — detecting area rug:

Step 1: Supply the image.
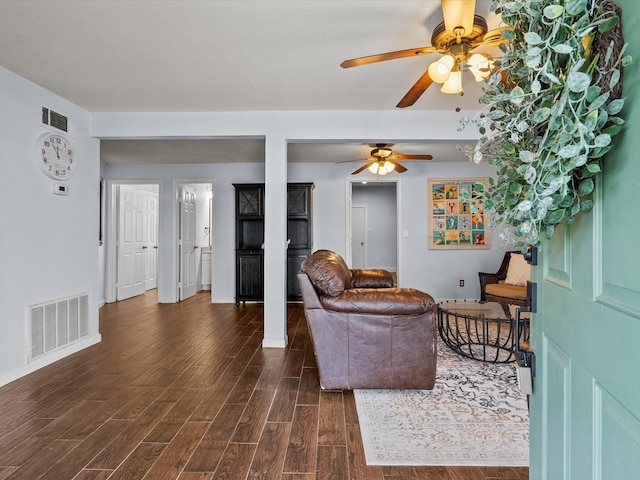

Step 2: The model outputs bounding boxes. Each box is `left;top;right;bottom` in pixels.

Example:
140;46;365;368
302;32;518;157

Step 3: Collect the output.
354;341;529;466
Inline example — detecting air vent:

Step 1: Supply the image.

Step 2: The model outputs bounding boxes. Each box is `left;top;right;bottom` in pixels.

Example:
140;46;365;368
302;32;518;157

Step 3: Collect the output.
41;107;68;132
27;292;89;362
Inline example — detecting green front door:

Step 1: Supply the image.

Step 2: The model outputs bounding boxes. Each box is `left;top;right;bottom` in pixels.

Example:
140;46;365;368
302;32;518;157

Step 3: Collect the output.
529;1;640;477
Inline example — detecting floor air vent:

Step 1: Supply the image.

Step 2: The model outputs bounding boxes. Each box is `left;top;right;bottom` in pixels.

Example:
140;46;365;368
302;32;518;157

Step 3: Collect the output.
27;293;89;362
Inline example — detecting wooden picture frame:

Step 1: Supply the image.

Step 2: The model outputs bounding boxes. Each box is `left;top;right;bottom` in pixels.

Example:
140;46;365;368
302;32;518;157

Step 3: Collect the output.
427;177;489;249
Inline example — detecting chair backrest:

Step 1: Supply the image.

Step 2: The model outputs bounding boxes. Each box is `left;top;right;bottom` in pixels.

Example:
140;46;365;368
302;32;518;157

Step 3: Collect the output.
300;249;351;297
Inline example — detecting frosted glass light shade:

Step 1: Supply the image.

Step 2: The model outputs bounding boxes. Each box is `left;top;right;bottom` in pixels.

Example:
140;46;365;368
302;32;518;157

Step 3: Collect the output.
441;69;463;94
368;161;390;175
468;53;492;82
428;55;455;83
441;0;476;37
383;161;395;173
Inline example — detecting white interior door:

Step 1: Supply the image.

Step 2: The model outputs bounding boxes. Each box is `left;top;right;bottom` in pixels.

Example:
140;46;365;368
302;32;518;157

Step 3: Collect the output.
351;205;366;268
117;185;146;301
144;191;158;290
179;185;197;301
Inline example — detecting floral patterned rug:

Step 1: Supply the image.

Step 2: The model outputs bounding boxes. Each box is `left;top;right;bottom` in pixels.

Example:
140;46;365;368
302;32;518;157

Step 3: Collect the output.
354;340;529;466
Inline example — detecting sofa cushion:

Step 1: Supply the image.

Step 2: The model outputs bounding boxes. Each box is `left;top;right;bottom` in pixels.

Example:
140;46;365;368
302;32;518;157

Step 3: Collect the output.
301;249;351;297
485;283;527;300
504;253;530;287
321;288;435;315
349;269;394;288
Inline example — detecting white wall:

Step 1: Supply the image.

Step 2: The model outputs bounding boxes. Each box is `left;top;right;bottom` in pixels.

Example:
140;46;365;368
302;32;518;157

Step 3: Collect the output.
0;67;101;385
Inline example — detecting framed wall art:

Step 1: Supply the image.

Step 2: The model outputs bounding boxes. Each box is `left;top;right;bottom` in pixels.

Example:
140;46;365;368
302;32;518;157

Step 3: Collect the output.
427;177;489;249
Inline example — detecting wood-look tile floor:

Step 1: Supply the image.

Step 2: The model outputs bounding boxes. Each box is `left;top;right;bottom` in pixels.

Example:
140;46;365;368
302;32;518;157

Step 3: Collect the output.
0;291;529;479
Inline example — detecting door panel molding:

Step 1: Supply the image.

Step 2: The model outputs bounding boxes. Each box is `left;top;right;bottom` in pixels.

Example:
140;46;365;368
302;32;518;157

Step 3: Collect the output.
545;222;572;289
543;336;571;479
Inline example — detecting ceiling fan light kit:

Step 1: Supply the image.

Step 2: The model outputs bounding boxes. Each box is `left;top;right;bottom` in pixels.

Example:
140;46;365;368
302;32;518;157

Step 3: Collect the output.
368;160;395;175
349;144;433;175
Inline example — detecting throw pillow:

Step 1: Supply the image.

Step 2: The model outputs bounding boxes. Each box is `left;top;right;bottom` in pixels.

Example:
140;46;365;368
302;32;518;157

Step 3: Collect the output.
504;253;530;287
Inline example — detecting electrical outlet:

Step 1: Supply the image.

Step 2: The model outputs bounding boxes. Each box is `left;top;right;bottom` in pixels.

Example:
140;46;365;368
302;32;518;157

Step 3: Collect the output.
459;279;464;287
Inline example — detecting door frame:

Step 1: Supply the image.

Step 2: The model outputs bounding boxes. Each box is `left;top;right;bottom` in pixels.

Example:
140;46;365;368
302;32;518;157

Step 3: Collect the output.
351;204;367;269
105;180;161;303
173;180;215;303
345;178;402;282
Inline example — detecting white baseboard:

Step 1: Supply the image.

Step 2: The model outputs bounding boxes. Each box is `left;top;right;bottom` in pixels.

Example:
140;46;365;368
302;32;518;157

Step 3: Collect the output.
262;336;288;349
0;334;102;388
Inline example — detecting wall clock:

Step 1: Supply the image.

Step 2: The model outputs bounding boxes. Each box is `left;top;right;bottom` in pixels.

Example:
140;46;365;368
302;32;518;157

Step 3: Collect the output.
37;132;75;180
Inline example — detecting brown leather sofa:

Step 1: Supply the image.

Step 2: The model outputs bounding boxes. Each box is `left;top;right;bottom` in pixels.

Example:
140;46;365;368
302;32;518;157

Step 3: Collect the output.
297;249;437;390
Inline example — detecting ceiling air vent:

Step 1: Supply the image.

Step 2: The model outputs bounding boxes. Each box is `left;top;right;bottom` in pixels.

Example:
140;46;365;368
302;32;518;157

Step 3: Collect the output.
41;107;68;132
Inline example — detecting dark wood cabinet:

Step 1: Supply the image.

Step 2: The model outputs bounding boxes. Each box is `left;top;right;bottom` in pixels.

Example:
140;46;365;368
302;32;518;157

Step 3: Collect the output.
234;183;313;305
286;183;314;301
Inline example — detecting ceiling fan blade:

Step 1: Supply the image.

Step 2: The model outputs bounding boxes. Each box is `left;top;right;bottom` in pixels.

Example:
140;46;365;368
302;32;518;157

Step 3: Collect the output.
396;70;434;108
393;154;433;160
352;161;375;175
341;46;439;68
441;0;476;38
390;161;408;173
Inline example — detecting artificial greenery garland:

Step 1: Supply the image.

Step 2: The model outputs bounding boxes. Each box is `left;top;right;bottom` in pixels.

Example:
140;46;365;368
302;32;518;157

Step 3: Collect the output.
461;0;631;248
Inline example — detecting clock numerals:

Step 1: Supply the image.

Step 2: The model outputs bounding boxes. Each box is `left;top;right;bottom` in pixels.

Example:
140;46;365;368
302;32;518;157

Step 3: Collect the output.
38;133;75;180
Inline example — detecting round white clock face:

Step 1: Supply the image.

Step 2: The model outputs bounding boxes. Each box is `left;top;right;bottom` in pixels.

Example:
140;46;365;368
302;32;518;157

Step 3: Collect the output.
38;133;75;180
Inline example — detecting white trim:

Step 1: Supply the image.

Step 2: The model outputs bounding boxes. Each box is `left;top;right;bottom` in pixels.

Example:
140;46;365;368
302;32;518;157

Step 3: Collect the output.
0;334;101;388
262;336;288;348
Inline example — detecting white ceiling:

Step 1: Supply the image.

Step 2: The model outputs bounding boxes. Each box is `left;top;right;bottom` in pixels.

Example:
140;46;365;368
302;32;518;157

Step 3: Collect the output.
0;0;499;164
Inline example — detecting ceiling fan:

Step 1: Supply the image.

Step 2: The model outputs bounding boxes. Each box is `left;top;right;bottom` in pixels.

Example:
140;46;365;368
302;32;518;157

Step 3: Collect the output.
351;144;433;175
340;0;505;108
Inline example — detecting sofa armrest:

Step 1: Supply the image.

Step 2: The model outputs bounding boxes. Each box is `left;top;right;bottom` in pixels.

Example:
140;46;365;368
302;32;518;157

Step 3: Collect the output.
321;288;435;315
349;269;394;288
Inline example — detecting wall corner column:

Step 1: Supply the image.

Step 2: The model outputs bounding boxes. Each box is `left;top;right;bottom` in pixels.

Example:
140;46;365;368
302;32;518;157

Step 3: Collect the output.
262;135;288;348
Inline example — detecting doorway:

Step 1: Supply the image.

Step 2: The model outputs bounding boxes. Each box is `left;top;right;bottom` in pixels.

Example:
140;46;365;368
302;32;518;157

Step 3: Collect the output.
347;180;400;280
176;182;214;302
106;181;213;304
110;183;159;302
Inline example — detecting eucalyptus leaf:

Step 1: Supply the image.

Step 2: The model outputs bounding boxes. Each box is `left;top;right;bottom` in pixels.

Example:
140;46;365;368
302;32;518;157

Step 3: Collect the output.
543;4;564;19
594;134;611;147
553;44;573;54
565;0;588;15
609;69;620;90
525;32;543;45
519;150;535;163
588;93;610;112
546;210;564;224
578;178;595;195
585;162;601;174
558;144;581;158
607;99;625;115
598;15;620;34
580;200;594;211
567;71;591;93
510;86;526;104
532;107;551;124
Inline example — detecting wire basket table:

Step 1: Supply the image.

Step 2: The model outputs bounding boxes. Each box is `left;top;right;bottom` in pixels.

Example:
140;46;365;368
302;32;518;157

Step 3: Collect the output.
437;300;530;363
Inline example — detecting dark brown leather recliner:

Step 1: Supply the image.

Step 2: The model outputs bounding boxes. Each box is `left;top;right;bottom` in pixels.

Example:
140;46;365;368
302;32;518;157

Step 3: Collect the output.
297;249;437;390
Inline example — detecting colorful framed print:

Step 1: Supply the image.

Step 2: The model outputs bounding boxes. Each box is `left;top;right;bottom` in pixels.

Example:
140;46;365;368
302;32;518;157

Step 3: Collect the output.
428;177;489;249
